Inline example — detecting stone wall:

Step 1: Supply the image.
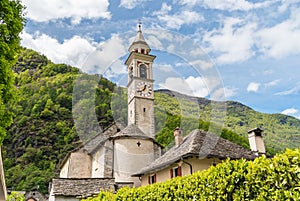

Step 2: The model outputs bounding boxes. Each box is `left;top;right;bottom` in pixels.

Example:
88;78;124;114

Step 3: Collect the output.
68;152;92;178
103;140;114;178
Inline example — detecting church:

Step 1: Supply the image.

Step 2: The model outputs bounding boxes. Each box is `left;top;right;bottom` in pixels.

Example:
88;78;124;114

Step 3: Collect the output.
48;25;264;201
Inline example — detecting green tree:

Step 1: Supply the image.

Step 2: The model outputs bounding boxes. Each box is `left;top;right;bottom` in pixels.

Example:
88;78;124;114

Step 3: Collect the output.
0;0;25;143
7;191;25;201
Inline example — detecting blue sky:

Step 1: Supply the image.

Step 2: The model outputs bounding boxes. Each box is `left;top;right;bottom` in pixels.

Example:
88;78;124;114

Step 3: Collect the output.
20;0;300;119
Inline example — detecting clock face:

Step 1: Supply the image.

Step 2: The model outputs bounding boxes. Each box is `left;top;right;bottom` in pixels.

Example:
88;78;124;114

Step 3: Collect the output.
136;81;152;97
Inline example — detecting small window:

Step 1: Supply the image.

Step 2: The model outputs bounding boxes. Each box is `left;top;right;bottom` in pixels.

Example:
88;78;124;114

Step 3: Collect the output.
148;174;156;184
170;166;182;178
129;67;133;79
143;108;146;112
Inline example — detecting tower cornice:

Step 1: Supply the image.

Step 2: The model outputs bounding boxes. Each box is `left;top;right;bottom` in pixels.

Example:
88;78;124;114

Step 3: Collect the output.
125;51;156;66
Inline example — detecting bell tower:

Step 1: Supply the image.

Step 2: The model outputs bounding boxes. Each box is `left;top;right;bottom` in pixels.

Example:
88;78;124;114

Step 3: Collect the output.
125;23;156;138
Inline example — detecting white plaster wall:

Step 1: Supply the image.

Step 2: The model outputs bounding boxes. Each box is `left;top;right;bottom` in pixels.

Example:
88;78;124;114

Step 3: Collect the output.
91;147;105;178
248;133;258;151
255;136;266;153
59;158;70;178
135;98;154;137
140;157;222;186
128;98;136;125
114;138;155;186
68;152;92;178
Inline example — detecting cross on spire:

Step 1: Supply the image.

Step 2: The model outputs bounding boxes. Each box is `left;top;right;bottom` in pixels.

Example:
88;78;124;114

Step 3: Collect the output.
138;19;142;31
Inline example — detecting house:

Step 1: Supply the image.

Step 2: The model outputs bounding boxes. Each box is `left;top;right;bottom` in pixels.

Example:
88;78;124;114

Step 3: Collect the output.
132;127;261;185
48;24;265;200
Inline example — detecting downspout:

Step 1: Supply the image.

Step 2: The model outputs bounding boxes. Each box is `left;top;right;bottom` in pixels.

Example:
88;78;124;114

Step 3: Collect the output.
181;157;193;174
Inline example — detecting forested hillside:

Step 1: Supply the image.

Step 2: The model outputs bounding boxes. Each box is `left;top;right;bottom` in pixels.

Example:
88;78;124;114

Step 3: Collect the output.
3;48;300;194
154;90;300;154
3;48;116;193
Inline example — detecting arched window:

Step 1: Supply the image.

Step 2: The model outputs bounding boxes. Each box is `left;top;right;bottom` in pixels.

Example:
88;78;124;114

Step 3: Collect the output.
140;64;147;78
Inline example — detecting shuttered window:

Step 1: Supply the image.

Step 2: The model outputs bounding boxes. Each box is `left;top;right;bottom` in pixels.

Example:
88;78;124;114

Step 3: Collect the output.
148;174;157;184
170;166;182;178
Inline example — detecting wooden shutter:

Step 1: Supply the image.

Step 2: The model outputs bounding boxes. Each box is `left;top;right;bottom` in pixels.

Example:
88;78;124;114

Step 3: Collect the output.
154;174;157;183
170;169;173;178
178;166;182;176
148;175;150;184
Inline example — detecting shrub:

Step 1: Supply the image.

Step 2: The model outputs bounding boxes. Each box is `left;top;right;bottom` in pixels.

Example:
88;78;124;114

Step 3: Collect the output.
82;148;300;201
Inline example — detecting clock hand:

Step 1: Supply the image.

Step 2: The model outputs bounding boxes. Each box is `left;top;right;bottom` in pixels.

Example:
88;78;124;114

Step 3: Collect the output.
142;85;147;91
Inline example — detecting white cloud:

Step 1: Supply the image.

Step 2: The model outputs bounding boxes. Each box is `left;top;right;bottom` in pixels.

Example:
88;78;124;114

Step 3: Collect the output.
275;84;300;96
247;82;260;92
189;59;214;70
21;32;127;74
278;0;299;13
156;10;204;30
152;3;172;15
203;17;256;64
22;0;111;24
158;76;209;97
263;70;274;75
156;64;173;73
119;0;150;9
176;0;198;6
21;31;96;67
255;7;300;58
224;87;237;98
281;108;300;119
185;76;210;97
81;34;127;74
103;59;127;80
200;0;274;11
281;108;298;115
265;79;280;87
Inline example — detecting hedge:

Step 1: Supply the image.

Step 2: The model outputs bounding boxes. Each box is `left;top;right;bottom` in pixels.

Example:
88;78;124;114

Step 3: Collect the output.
83;148;300;200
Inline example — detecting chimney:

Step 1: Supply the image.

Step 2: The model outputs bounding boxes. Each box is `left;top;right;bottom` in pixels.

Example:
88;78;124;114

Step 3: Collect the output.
174;127;183;146
248;128;266;155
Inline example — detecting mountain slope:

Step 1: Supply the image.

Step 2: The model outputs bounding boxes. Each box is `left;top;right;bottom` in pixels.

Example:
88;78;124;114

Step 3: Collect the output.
3;48;116;193
154;89;300;154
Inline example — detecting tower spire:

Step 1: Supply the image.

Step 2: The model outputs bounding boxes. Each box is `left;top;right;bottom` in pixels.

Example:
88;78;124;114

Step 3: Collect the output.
128;20;151;54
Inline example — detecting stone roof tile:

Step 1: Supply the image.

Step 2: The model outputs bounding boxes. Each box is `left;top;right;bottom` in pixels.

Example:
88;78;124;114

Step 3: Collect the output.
51;178;115;198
